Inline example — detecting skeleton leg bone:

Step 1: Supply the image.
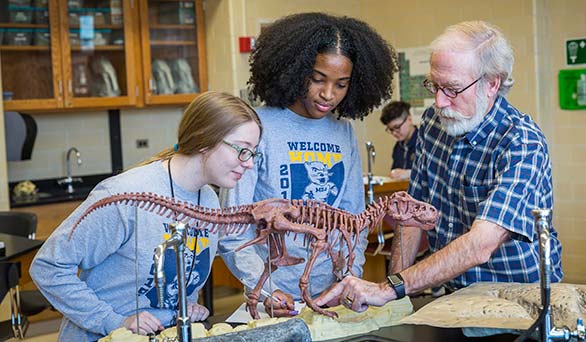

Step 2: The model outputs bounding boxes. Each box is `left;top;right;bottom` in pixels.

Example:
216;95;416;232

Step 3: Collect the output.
246;260;278;319
299;239;338;318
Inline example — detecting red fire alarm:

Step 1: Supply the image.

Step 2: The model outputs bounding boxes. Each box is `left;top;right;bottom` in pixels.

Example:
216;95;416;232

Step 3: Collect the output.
239;36;256;53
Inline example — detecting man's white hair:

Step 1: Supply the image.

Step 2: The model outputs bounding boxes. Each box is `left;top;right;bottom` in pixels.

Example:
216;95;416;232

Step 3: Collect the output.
430;21;514;96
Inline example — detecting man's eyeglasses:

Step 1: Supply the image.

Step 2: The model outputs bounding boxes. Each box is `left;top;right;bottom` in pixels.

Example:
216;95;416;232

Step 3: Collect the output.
222;140;263;163
423;77;482;99
385;115;409;134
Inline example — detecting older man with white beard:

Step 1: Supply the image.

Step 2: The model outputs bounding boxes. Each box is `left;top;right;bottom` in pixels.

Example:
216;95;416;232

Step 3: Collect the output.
315;20;562;312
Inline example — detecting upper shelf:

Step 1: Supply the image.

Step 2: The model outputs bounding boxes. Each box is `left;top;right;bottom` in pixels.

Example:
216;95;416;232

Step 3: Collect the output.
0;46;50;51
150;24;194;30
0;23;48;28
149;40;196;46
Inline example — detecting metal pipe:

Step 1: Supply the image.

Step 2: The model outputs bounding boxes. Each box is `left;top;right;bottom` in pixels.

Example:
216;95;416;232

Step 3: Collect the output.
152;222;192;342
365;141;386;255
517;209;584;342
533;208;552;342
174;237;190;342
153;243;167;308
365;141;376;205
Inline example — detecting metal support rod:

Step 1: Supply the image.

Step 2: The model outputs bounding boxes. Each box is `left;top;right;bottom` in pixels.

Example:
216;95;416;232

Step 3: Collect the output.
365;141;376;205
533;209;552;342
516;209;584;342
365;141;385;256
174;237;191;342
153;222;192;342
532;210;585;341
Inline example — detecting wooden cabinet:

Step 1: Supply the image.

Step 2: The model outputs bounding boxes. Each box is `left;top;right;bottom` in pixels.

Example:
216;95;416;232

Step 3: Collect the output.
0;0;63;111
0;0;207;112
57;0;138;109
138;0;207;105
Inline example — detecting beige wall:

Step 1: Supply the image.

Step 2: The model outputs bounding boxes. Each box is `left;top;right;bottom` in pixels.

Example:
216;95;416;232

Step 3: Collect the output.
204;0;363;93
361;0;537;176
120;107;183;169
539;0;586;284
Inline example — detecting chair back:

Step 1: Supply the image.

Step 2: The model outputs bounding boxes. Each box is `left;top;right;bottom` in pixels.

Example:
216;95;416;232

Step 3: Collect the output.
0;262;19;303
0;212;37;239
0;261;27;340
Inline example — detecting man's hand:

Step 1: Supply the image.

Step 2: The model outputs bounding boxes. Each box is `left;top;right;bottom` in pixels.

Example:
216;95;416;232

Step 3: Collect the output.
314;276;394;313
122;311;164;335
263;289;297;317
187;302;210;321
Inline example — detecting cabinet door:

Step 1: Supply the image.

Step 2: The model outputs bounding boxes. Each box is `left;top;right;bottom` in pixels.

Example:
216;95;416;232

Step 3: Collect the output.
139;0;207;105
59;0;137;109
0;0;64;111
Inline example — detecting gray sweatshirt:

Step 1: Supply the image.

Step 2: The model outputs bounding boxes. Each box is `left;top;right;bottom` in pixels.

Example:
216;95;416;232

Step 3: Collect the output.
30;161;219;341
219;106;367;300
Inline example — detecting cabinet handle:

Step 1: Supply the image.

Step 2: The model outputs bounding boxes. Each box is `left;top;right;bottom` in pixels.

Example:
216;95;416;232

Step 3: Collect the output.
68;80;73;94
136;85;140;97
58;80;63;96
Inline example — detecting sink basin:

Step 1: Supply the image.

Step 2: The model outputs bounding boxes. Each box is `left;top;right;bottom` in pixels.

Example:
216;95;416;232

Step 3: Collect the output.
363;176;393;185
11;186;95;206
41;186;95;200
10;173;111;208
36;192;53;199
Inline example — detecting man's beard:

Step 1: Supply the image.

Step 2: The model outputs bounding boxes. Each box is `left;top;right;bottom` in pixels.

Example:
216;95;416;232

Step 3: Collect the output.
436;87;490;137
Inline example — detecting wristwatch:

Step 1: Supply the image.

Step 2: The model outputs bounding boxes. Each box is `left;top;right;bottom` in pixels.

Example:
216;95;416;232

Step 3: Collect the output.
386;273;405;299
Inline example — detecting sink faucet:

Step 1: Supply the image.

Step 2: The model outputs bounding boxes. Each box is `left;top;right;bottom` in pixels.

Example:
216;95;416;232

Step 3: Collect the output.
365;141;376;204
365;141;385;256
58;147;83;193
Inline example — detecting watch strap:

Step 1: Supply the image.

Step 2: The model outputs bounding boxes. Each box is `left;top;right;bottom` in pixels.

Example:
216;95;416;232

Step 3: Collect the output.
386;273;405;299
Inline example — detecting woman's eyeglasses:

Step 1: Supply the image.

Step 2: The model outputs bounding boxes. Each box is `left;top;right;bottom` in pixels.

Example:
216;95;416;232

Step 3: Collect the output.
222;140;263;163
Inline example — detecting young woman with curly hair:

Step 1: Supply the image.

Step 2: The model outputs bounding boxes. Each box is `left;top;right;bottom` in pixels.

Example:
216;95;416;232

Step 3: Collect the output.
219;12;398;318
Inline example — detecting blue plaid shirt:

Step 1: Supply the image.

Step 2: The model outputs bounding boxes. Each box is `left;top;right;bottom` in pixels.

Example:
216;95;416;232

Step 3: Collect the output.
409;96;563;290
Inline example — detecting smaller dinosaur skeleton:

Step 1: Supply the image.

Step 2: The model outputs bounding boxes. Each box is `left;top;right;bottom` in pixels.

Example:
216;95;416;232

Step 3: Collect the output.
70;191;438;318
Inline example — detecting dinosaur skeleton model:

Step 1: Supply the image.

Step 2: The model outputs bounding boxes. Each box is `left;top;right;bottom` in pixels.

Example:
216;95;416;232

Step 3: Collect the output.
70;191;438;318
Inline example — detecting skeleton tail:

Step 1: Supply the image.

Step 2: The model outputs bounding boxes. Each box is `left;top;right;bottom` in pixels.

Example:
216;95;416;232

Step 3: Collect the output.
68;192;255;240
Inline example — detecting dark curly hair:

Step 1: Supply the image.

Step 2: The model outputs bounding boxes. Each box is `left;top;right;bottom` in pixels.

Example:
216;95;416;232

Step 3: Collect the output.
248;12;398;120
380;101;411;125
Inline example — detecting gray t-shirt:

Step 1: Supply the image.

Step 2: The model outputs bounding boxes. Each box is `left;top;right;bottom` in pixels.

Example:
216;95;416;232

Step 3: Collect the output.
30;161;219;341
219;106;367;299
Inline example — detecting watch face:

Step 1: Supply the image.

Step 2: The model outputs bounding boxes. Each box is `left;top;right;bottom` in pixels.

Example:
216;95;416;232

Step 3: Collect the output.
389;275;403;286
388;274;406;299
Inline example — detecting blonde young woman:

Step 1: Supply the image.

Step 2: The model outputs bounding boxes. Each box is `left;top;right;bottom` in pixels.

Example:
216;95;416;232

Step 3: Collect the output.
31;92;262;341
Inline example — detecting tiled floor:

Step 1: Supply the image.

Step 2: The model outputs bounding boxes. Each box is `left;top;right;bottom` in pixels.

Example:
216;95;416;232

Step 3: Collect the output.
3;286;245;342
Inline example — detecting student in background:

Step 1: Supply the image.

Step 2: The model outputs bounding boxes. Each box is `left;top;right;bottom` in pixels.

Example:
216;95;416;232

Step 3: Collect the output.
380;101;418;180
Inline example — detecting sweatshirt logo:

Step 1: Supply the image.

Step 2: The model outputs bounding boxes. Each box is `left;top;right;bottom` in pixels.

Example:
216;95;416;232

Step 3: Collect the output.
302;161;339;201
138;223;211;310
279;141;344;204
